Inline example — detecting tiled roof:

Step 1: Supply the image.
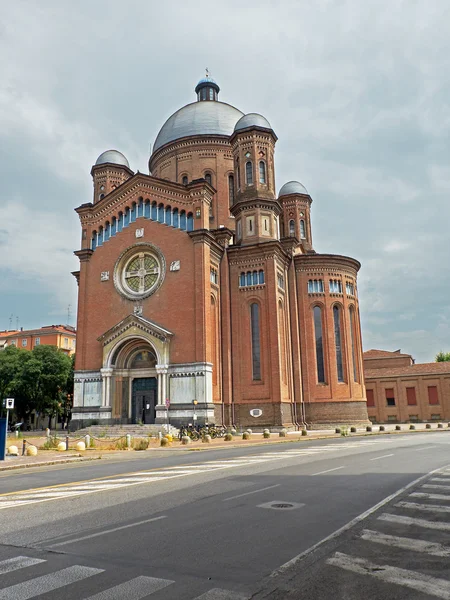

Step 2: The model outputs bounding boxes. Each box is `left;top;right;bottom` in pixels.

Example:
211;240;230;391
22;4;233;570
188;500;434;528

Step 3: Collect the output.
364;349;412;359
365;362;450;379
0;326;76;339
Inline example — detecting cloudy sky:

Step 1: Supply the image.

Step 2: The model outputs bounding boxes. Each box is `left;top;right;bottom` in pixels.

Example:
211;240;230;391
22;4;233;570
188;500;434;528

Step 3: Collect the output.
0;0;448;363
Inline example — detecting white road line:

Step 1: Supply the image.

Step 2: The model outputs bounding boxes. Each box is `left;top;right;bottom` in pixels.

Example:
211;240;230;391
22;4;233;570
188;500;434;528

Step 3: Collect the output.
271;464;450;576
311;466;345;476
194;588;249;599
222;484;280;502
49;515;167;547
327;552;450;599
411;492;450;501
0;556;45;575
431;477;450;482
370;454;394;461
361;529;450;557
83;575;174;599
378;513;450;531
0;566;103;600
396;501;450;514
411;445;438;451
423;483;450;491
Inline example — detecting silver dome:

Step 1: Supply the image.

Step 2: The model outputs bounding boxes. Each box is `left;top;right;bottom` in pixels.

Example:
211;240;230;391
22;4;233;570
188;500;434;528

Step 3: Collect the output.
95;150;130;168
279;181;309;196
234;113;272;132
153;101;244;152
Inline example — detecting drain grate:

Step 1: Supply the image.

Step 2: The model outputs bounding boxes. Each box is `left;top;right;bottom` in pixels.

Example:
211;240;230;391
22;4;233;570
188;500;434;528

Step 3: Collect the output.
257;500;305;511
272;503;294;509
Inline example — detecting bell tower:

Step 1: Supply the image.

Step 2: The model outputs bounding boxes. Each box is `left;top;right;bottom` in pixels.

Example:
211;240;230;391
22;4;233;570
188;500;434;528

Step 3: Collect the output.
278;181;314;252
229;114;281;245
91;150;134;204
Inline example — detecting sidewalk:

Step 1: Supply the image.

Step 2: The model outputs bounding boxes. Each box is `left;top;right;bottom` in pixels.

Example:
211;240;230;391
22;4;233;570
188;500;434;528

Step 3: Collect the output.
1;422;448;472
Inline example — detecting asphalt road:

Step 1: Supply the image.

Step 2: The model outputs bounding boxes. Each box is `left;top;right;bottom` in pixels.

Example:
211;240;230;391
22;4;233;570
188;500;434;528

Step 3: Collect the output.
0;432;449;599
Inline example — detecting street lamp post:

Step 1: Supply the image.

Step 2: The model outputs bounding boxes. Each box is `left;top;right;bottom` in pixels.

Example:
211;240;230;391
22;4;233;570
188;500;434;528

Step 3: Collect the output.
192;399;198;424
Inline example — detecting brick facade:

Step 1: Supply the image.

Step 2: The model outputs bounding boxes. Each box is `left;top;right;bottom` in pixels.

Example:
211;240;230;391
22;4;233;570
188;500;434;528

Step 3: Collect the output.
71;77;369;430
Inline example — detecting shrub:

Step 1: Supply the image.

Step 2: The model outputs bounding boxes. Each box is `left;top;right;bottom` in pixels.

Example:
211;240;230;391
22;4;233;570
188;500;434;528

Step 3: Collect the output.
42;436;59;450
114;437;128;450
350;426;357;433
263;429;270;439
242;432;251;440
160;437;170;447
224;433;233;441
340;427;349;437
134;439;149;451
301;429;308;436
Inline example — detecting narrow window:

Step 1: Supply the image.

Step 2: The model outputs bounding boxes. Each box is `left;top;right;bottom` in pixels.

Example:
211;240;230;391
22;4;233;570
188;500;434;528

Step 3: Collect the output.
151;202;157;220
187;212;194;231
252;271;258;285
205;173;212;186
258;270;264;284
428;386;439;405
300;219;306;239
124;208;130;226
35;337;40;346
130;203;136;222
259;161;266;183
313;306;325;383
289;220;295;237
172;208;179;228
333;305;344;382
22;339;27;347
158;204;164;223
91;232;97;251
104;222;110;241
180;210;186;230
366;389;375;407
406;387;417;405
111;217;117;235
349;306;358;382
250;303;261;380
385;389;395;406
228;174;234;206
236;158;240;189
240;273;246;286
137;198;144;217
237;220;241;239
165;206;172;226
182;175;188;185
246;272;252;286
246;161;253;185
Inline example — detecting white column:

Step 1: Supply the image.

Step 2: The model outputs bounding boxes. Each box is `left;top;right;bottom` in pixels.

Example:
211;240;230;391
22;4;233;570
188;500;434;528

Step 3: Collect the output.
100;368;113;407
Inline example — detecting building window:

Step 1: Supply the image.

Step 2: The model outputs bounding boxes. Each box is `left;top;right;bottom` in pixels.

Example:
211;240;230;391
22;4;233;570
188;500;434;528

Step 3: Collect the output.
428;386;439;405
329;279;343;294
385;388;396;406
258;270;264;284
236;158;240;189
387;415;397;422
72;339;76;347
247;216;255;235
313;306;326;383
21;339;27;347
346;282;355;295
228;174;234;206
277;274;285;289
366;389;375;407
250;303;261;380
349;306;358;382
210;268;218;284
406;387;417;405
187;212;194;231
431;413;441;420
409;414;419;422
205;173;212;186
64;338;69;348
240;270;264;287
246;161;253;185
182;175;188;185
300;219;306;239
35;337;40;346
289;220;295;237
259;161;266;184
333;305;344;382
308;279;324;294
236;220;241;239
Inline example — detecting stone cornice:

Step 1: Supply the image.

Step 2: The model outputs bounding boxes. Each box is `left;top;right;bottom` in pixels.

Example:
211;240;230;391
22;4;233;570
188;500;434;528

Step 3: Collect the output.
188;229;225;256
295;253;361;275
150;135;234;170
230;197;282;217
90;162;134;178
228;240;290;267
230;126;278;145
74;249;93;262
98;314;174;345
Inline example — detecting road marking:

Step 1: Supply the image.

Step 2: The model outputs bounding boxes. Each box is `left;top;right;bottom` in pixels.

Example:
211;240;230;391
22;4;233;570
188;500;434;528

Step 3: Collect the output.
194;588;249;599
411;491;450;501
361;529;450;557
396;501;450;513
311;466;345;476
327;552;450;598
0;566;103;600
271;464;450;576
49;516;167;547
430;476;450;482
370;453;394;461
411;445;438;451
0;556;45;575
83;575;174;599
223;484;280;502
378;513;450;531
422;483;450;491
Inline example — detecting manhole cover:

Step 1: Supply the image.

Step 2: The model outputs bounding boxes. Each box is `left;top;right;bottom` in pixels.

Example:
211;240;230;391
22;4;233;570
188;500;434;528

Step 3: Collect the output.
257;500;305;511
272;503;294;509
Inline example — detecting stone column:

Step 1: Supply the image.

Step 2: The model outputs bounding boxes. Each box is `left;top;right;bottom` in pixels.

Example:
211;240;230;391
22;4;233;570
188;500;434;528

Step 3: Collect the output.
100;368;113;407
155;365;169;424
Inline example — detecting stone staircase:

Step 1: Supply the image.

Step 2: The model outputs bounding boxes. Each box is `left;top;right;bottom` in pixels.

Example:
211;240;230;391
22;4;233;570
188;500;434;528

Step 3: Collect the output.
75;424;178;438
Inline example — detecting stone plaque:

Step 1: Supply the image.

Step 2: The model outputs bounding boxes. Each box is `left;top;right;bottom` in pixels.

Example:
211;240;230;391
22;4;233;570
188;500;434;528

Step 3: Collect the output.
170;260;180;272
250;408;263;418
100;271;109;281
135;228;144;238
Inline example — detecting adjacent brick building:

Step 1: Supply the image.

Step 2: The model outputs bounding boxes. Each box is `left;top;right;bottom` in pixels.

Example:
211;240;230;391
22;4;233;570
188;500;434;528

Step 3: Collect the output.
71;76;369;430
0;325;76;355
364;349;450;423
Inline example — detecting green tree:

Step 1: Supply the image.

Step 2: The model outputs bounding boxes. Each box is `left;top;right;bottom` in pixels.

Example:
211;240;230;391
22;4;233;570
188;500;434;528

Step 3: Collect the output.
0;346;22;414
435;351;450;362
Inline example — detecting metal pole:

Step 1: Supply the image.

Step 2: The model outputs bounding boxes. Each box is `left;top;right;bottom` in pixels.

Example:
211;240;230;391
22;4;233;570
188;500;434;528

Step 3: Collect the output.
5;409;9;459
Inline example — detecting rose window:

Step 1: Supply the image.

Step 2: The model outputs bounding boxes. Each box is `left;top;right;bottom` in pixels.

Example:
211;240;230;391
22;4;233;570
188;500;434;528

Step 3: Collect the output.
114;244;165;300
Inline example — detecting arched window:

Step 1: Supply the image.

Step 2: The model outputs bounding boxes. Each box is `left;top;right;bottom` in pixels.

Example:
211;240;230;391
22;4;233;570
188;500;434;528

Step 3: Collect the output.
151;202;157;220
99;193;105;201
118;212;123;232
172;208;179;228
236;158;240;189
180;210;187;230
144;201;150;218
289;220;295;237
259;161;266;184
137;198;144;218
333;305;344;382
313;306;325;383
91;232;97;251
187;212;194;231
130;203;136;222
258;270;265;284
250;303;261;380
228;174;234;206
182;175;188;185
300;219;306;239
165;206;172;226
252;271;258;285
349;306;359;382
246;161;253;185
97;227;104;247
158;204;164;223
205;173;212;186
124;208;130;226
111;217;117;236
240;273;246;287
246;272;252;286
104;222;110;241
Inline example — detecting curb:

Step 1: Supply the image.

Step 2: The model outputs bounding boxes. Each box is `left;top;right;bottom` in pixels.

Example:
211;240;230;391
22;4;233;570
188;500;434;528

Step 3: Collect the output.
0;455;103;472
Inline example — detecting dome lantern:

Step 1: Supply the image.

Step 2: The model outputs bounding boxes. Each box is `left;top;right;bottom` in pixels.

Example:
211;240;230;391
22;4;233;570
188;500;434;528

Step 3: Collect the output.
195;70;220;101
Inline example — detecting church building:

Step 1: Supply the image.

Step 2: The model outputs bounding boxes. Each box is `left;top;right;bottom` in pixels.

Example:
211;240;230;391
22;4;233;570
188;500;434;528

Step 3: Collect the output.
71;76;369;430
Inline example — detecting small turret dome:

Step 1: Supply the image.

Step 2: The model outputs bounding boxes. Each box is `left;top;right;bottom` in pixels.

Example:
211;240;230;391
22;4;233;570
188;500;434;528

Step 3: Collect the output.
95;150;130;168
279;181;308;196
234;113;272;132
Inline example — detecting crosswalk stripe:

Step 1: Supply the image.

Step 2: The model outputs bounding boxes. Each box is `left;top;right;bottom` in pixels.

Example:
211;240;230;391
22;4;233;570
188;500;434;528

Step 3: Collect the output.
431;476;450;482
361;529;450;557
411;492;450;501
423;483;450;491
0;566;103;600
378;512;450;531
83;575;174;599
327;552;450;598
396;501;450;513
194;588;249;599
0;557;45;575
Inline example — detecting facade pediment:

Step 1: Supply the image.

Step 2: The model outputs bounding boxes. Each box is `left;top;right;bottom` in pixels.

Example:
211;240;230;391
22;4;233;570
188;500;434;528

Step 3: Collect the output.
98;314;174;346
